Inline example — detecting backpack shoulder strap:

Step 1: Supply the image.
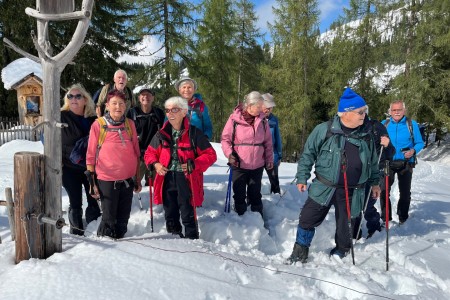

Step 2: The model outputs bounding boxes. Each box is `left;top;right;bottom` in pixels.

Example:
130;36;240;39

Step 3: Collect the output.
406;117;414;142
231;120;238;148
97;117;108;148
325;119;333;139
124;118;133;141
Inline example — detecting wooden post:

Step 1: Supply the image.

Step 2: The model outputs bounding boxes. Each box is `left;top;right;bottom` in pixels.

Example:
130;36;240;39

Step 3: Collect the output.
14;152;45;263
6;187;16;241
3;0;94;259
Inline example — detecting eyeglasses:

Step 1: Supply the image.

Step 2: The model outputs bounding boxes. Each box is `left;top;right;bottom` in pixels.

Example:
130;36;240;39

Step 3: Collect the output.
352;109;367;115
67;93;83;100
165;107;182;114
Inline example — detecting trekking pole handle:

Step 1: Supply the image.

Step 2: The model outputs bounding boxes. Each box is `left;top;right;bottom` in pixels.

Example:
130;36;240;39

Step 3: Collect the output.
384;160;390;176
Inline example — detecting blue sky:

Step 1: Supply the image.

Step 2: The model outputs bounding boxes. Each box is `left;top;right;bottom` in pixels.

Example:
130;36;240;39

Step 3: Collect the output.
253;0;350;40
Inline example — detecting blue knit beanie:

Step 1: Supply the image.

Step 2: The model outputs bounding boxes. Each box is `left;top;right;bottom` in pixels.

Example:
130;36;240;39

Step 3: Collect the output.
338;87;366;112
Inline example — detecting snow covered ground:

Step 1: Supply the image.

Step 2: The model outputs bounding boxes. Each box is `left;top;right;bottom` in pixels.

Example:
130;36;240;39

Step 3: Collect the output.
1;139;449;299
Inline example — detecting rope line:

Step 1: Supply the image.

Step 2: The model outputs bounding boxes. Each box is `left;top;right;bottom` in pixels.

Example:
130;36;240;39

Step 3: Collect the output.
62;232;395;300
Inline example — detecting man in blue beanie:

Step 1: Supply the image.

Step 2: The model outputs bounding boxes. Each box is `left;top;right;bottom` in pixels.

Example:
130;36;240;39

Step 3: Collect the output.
287;87;381;264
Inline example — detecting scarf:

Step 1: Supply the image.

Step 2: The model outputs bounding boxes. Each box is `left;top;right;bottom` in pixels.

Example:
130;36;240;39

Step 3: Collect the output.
104;111;125;126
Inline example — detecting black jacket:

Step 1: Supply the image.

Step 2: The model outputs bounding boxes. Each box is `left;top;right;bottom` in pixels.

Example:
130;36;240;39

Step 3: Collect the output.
127;106;164;157
61;110;96;169
364;117;395;170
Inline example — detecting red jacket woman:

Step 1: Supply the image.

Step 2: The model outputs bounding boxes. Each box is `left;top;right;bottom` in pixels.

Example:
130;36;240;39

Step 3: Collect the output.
144;96;216;239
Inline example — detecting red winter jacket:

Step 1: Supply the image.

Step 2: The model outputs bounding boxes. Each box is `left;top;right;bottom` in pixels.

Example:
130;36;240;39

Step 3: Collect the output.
221;104;273;170
144;117;217;206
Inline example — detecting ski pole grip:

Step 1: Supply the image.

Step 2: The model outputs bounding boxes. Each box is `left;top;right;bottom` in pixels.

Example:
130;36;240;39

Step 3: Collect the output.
384;160;390;176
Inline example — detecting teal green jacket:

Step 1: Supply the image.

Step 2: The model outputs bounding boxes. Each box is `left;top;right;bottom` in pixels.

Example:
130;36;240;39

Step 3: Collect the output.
295;116;380;217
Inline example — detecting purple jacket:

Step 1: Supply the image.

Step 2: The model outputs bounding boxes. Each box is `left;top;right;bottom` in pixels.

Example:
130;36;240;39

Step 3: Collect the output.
221;105;273;170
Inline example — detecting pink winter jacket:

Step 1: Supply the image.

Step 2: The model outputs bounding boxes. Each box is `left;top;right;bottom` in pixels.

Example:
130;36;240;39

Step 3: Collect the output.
86;118;140;181
221;105;273;170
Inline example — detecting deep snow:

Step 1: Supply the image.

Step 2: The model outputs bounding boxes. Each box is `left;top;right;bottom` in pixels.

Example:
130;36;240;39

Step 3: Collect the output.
1;139;449;300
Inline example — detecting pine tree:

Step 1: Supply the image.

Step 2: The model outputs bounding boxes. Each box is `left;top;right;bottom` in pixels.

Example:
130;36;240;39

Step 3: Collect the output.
192;0;237;142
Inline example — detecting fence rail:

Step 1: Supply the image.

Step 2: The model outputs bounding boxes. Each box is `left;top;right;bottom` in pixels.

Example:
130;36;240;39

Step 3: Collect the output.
0;121;43;146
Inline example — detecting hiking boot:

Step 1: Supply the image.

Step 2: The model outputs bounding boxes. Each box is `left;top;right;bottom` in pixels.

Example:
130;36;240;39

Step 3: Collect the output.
330;247;348;259
287;243;309;264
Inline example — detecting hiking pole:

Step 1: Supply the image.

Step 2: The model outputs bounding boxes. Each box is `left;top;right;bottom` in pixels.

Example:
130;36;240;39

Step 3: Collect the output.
276;177;297;206
149;177;154;232
136;192;143;211
354;145;384;244
224;167;232;213
385;160;390;271
342;153;355;265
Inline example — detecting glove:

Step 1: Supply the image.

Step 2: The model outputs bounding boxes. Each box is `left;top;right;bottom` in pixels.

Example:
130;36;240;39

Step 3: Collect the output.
266;161;274;170
186;158;195;174
228;153;240;167
84;170;96;195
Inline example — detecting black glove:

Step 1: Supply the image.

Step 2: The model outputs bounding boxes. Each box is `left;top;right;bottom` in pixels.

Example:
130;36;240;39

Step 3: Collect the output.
186;158;195;174
84;170;97;195
228;152;240;167
147;163;155;178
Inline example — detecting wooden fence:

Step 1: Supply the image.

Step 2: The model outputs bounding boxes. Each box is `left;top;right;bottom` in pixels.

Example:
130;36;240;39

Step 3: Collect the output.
0;120;43;146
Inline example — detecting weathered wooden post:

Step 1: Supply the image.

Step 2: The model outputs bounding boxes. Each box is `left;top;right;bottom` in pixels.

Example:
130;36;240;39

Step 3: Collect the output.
14;152;45;263
6;187;16;242
3;0;94;259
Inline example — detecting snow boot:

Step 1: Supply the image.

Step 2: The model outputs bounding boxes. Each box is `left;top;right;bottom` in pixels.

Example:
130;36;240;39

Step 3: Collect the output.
330;247;348;259
287;242;309;264
68;208;84;236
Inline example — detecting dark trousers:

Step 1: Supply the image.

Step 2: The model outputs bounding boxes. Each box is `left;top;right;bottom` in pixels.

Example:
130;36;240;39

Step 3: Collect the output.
62;166;101;234
265;164;280;194
162;171;198;239
299;188;354;253
232;166;264;215
353;173;384;237
97;178;133;238
380;164;413;222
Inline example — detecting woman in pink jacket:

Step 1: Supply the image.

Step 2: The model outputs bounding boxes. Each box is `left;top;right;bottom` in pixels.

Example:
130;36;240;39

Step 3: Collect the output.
86;90;141;239
221;91;274;216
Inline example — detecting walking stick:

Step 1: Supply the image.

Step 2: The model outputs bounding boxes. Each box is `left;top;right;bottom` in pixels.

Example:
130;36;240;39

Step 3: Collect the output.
224;167;233;213
276;177;297;206
385;160;390;271
149;178;154;232
354;146;384;243
136;192;143;211
342;153;355;265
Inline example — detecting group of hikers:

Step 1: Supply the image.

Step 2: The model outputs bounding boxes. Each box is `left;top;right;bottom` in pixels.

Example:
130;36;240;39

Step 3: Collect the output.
60;69;424;264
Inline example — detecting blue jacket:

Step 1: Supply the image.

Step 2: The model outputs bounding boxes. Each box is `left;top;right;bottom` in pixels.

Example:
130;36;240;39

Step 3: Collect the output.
188;96;213;140
267;114;282;164
382;116;424;163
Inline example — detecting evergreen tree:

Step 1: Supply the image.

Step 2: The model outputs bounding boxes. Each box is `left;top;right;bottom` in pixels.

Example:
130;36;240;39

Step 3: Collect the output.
233;0;264;102
130;0;197;100
267;0;322;156
193;0;237;142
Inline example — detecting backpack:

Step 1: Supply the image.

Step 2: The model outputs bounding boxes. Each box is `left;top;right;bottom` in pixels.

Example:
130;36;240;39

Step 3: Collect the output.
69;135;89;167
95;117;133;161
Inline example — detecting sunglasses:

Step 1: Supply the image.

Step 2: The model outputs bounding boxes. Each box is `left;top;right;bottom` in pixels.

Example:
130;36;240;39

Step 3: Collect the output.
165;107;182;114
67;93;83;100
352;109;367;115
